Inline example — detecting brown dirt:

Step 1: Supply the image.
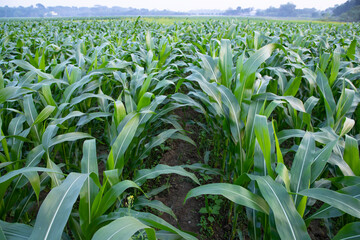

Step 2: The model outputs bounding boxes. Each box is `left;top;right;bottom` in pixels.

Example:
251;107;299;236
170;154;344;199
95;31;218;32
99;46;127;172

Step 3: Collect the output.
155;108;203;235
308;219;330;240
153;107;231;239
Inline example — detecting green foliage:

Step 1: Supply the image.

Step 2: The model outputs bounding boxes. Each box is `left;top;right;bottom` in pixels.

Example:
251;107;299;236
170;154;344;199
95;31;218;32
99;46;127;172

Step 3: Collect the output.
0;17;359;240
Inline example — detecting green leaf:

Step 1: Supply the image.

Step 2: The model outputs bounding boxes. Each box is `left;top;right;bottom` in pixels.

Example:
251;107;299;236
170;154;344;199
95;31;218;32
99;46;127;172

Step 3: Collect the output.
135;198;177;220
333;222;360;240
299;188;360;218
219;39;233;87
11;60;53;79
290;132;315;207
171;93;207;115
254;115;274;178
340;118;355;137
249;175;310;240
23;171;41;201
185;183;269;214
306;184;360;220
284;76;301;96
344;135;360;177
316;70;335;126
92;180;141;218
241;43;279;83
311;140;337;183
137;92;154;111
0;87;31;104
219;85;243;145
0;69;3;89
276;163;290;191
273;121;284;164
134;164;200;186
329;48;340;86
0;220;33;240
347;39;357;60
70;93;114;107
32;105;56;126
139;129;181;160
107;114;139;170
198;53;219;83
49;132;93;148
29;173;88;240
0;167;60;184
92;216;155;240
0;225;5;240
138;74;154;100
253;93;306;112
89;209;197;240
187;73;223;116
80;140;99;231
113;100;126;126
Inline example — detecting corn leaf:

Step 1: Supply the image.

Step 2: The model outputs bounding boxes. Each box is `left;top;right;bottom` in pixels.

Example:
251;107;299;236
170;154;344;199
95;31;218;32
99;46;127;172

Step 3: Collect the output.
29;173;88;240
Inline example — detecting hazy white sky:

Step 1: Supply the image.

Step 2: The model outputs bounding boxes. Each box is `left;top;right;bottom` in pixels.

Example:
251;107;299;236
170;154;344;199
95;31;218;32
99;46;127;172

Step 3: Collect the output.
1;0;348;11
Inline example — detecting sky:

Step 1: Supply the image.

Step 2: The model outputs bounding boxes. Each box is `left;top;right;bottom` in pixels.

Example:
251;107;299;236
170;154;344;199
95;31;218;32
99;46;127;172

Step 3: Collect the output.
0;0;348;11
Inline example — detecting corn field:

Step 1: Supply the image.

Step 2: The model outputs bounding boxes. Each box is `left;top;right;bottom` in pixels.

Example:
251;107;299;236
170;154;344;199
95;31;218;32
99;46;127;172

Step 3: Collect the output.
0;17;359;240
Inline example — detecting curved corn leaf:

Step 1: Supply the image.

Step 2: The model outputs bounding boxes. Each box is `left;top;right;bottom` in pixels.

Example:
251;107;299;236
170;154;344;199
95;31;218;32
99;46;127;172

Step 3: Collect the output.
219;39;233;87
32;105;56;126
249;175;310;240
91;216;155;240
70;93;114;107
332;222;360;240
316;70;335;126
49;132;93;148
137;92;154;111
307;184;360;220
107;114;139;170
344;134;360;176
185;183;270;214
241;43;280;82
300;188;360;219
133;164;200;186
219;85;243;144
290;132;315;207
29;173;88;240
80;139;99;231
91;180;141;218
311;140;337;183
89;209;197;240
0;167;60;184
135;198;177;220
254;114;274;178
0;220;33;240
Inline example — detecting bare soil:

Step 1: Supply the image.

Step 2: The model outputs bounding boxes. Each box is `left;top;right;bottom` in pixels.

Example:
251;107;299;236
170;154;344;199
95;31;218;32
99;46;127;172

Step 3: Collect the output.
154;108;231;239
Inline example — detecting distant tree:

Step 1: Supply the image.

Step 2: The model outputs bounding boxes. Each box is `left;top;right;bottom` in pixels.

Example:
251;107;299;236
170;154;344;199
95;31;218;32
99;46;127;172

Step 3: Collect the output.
333;0;360;16
36;3;45;9
278;3;296;17
331;0;360;21
224;6;253;16
339;5;360;21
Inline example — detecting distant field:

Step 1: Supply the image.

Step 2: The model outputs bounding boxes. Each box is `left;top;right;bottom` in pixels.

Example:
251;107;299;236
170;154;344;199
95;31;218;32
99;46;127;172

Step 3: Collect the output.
0;17;359;240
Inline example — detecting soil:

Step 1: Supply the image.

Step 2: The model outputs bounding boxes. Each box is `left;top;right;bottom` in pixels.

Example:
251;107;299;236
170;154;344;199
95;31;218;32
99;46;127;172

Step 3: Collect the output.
154;107;231;239
308;219;330;240
155;107;203;235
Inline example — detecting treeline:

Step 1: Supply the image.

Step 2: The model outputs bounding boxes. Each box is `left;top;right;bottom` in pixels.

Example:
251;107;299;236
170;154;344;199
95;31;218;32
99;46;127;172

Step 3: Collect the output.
0;4;186;18
0;4;322;18
0;2;359;21
255;3;321;18
332;0;360;21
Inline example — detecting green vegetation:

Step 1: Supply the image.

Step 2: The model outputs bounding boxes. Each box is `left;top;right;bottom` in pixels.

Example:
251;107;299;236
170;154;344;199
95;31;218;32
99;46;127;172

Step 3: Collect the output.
0;17;359;239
